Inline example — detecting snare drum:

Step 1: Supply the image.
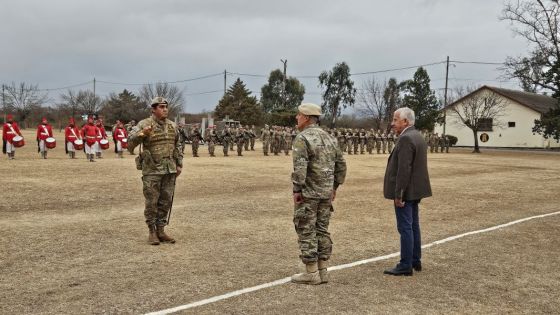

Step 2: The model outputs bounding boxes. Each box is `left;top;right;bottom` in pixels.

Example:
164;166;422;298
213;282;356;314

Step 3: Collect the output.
99;139;110;150
73;139;84;150
12;136;25;147
46;137;56;149
120;138;128;149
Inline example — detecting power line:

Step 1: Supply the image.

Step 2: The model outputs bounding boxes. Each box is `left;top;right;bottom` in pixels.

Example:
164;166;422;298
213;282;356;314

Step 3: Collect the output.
38;80;93;91
96;72;223;86
185;89;223;96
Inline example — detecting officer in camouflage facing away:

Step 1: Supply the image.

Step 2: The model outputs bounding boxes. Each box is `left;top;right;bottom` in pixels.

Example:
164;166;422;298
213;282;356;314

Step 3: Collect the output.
291;103;347;285
128;97;184;245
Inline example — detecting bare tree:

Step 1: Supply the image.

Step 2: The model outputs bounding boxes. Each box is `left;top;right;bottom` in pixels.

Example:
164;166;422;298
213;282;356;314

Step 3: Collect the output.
4;82;49;128
59;89;103;117
500;0;560;96
448;87;508;153
138;82;185;118
356;77;387;129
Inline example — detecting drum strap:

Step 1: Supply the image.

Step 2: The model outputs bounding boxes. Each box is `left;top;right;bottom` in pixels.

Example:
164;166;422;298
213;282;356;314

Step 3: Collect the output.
41;125;50;136
7;123;17;135
70;127;79;139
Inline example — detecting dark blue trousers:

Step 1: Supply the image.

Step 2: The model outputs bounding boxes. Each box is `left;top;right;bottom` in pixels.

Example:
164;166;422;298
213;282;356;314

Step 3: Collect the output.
394;200;421;269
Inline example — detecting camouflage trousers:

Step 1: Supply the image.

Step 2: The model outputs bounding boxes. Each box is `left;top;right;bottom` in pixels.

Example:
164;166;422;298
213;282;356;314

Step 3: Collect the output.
192;141;199;156
208;141;215;156
222;141;230;156
262;139;270;154
250;138;255;150
237;140;244;155
142;173;176;227
293;198;333;263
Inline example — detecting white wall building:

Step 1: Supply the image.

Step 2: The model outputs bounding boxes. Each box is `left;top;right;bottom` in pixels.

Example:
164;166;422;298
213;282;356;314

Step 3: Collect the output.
434;86;560;149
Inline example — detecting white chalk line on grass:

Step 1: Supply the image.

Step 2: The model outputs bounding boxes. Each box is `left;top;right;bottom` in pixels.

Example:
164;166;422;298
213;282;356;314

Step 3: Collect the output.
145;210;560;315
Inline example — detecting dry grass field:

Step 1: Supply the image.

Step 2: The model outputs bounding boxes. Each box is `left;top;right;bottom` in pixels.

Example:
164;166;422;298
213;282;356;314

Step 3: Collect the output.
1;129;559;314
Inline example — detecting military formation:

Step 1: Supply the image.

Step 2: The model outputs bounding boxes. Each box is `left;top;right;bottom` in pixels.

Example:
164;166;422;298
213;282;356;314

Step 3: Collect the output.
424;131;451;153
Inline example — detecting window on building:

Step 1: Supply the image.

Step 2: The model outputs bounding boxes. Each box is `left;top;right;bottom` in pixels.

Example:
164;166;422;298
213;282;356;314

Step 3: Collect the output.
478;118;493;131
508;121;516;128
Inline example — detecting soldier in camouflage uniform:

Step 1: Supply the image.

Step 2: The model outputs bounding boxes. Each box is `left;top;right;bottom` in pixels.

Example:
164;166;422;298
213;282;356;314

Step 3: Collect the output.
127;97;183;245
387;130;395;153
249;125;256;151
191;125;202;157
261;124;271;156
291;103;347;285
272;126;282;155
345;128;353;155
444;135;450;153
236;127;245;156
359;128;366;154
336;128;346;153
205;125;218;157
375;129;382;154
125;120;137;155
366;128;374;154
221;127;232;156
285;127;294;154
243;125;250;151
381;131;388;154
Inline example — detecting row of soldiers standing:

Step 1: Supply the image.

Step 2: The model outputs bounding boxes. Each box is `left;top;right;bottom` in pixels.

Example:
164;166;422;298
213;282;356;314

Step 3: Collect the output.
260;125;297;156
425;132;451;153
329;128;396;155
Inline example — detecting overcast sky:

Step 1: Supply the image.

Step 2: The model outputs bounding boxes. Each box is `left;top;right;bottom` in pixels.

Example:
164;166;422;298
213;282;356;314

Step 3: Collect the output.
0;0;529;113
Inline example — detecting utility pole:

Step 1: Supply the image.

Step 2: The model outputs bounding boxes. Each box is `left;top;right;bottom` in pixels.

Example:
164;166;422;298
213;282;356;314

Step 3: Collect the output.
443;56;449;136
280;59;287;109
224;70;227;96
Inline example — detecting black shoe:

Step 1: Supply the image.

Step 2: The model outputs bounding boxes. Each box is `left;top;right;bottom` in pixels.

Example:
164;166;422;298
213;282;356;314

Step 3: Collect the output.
413;263;422;272
383;266;413;276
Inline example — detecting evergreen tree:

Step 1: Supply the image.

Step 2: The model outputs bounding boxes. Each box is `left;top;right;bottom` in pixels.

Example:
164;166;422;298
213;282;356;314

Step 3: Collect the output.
101;89;148;124
401;67;439;131
214;78;263;126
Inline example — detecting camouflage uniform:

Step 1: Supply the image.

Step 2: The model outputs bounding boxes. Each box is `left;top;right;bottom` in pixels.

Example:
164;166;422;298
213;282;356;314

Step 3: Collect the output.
366;129;374;154
292;124;346;264
359;129;366;154
125;120;137;154
352;129;359;154
387;131;395;153
337;129;346;153
375;130;382;154
221;128;232;156
236;128;245;156
249;125;256;151
243;125;250;151
285;127;293;153
191;127;201;157
346;129;353;155
128;114;183;228
205;128;218;157
273;127;282;155
381;132;388;154
261;126;271;156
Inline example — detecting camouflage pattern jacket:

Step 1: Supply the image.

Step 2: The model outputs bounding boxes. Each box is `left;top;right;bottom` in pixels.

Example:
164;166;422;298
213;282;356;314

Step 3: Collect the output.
292;124;347;199
128;115;184;175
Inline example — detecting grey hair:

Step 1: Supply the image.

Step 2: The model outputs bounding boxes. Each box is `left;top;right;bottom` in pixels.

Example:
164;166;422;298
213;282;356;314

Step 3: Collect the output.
395;107;415;125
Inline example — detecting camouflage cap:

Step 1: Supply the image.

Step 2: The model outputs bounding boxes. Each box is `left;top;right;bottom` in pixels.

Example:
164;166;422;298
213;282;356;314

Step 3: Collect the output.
298;103;321;116
151;96;168;106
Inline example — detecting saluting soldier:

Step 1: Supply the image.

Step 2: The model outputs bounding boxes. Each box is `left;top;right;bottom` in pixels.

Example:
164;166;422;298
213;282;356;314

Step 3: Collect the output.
290;103;346;285
127;97;183;245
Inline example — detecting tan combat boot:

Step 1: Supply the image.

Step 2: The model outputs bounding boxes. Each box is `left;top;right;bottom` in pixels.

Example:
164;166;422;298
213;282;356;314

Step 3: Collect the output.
318;260;329;284
148;225;160;245
156;225;176;243
291;262;321;285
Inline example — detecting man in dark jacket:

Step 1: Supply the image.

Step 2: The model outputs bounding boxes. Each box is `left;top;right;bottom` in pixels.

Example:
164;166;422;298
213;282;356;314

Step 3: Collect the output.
383;107;432;276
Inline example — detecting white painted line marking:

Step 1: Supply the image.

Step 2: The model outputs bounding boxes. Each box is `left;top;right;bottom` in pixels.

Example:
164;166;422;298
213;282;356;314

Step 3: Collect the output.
145;210;560;315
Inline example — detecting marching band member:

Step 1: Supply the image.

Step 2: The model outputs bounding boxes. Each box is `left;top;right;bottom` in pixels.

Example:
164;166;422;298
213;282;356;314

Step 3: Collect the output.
64;117;82;159
112;120;128;158
2;114;23;160
36;117;53;159
95;118;107;159
81;116;100;162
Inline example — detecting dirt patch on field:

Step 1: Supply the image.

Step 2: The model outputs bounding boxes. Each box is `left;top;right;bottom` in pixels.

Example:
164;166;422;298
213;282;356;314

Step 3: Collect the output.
1;131;559;314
